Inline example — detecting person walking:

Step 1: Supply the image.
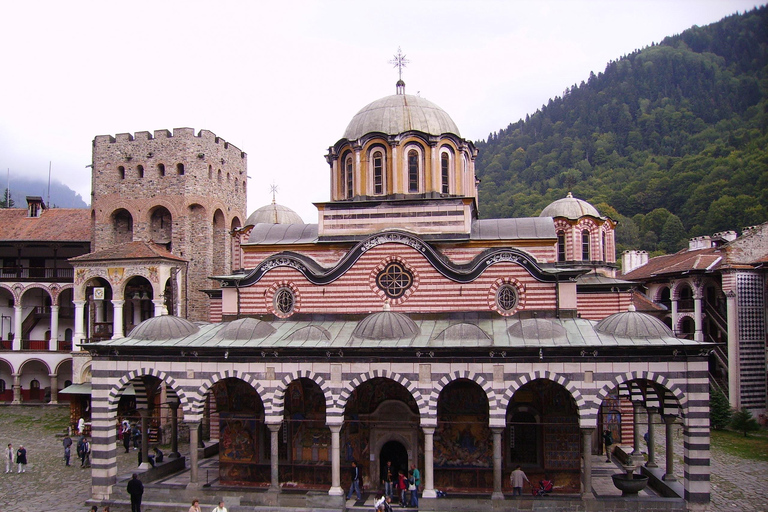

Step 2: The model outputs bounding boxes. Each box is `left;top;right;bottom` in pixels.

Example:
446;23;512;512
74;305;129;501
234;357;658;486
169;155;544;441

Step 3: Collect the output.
63;434;73;466
122;421;131;453
510;465;529;496
397;470;407;507
80;438;91;468
382;460;394;498
409;464;420;507
5;443;13;473
126;473;144;512
16;445;27;473
346;460;362;501
603;429;614;463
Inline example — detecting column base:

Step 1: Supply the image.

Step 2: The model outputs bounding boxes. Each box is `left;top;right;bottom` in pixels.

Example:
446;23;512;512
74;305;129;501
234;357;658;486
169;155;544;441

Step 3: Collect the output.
491;491;505;500
11;400;20;405
169;452;181;459
328;486;344;496
186;481;205;490
630;453;646;465
48;401;58;405
138;462;152;470
422;489;437;499
662;474;677;482
645;461;658;468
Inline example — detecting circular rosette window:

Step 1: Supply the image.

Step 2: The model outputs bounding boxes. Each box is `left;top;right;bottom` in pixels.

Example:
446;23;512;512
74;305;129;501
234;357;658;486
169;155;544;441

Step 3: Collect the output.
265;282;300;318
488;278;525;316
370;258;419;304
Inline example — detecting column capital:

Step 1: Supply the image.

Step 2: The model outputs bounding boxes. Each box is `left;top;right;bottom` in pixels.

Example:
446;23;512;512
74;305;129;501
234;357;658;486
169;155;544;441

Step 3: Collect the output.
580;427;596;434
267;423;282;433
48;373;57;378
490;426;505;434
662;414;677;424
421;426;435;435
111;299;125;307
184;419;201;427
327;424;342;434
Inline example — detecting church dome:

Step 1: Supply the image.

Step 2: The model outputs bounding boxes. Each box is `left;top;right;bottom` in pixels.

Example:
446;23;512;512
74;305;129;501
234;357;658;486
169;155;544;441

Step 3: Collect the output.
245;202;304;226
595;305;675;338
507;318;567;340
353;305;420;340
129;315;199;341
220;317;276;340
540;192;601;220
343;94;460;141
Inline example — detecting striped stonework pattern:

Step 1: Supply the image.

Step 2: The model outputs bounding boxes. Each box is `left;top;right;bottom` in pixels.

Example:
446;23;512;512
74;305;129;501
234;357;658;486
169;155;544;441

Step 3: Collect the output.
501;370;589;425
430;371;500;425
337;369;426;419
737;272;766;409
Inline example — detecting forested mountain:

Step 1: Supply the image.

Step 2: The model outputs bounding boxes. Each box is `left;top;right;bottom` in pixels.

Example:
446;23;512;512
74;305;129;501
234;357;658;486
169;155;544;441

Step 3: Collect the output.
475;6;768;256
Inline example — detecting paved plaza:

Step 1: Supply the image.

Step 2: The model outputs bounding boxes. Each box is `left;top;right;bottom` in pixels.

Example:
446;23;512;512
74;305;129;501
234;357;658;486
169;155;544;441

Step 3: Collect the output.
0;405;766;511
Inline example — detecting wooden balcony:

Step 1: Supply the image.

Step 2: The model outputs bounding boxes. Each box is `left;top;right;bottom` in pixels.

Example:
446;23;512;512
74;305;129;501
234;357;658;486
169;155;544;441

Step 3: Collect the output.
0;266;74;282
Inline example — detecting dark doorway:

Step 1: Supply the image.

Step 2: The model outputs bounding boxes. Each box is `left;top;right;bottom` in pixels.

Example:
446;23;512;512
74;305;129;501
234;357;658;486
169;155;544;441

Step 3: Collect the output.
380;440;408;477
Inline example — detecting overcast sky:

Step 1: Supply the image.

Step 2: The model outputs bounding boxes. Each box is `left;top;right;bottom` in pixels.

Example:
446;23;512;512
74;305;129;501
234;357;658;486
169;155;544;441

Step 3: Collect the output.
0;0;762;222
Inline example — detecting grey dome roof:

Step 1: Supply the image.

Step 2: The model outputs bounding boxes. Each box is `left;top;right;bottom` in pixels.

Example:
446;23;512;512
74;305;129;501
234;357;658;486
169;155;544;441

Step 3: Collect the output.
595;305;675;338
220;317;276;340
508;318;567;340
245;202;304;226
353;308;420;340
283;325;332;342
129;315;199;341
540;192;601;220
434;323;491;342
343;94;460;141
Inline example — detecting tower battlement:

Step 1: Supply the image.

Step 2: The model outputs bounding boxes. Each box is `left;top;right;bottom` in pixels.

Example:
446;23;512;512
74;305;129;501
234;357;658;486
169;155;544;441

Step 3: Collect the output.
93;128;246;161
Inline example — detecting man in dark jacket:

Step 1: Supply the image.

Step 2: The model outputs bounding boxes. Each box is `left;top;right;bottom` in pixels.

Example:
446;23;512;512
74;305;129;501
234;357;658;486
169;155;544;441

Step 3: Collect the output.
127;473;144;512
346;460;362;501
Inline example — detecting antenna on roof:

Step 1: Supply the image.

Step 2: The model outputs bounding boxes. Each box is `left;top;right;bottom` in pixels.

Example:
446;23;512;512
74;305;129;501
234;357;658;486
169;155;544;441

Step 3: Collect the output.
47;161;51;207
390;46;409;95
270;182;278;204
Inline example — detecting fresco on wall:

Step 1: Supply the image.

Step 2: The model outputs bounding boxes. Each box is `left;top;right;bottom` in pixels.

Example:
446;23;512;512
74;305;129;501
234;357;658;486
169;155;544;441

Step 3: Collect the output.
284;379;329;463
214;378;264;484
435;380;491;467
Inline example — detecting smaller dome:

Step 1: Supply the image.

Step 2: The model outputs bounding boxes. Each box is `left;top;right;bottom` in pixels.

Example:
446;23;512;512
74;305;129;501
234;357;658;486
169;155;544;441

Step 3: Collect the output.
220;317;276;340
245;202;304;226
595;305;675;338
508;318;567;340
284;325;332;342
434;323;491;342
540;192;601;220
353;306;420;340
129;315;199;341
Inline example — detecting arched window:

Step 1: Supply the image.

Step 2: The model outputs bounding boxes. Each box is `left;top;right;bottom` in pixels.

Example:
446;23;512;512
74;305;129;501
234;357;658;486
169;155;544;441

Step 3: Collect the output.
441;153;450;194
157;163;165;176
208;165;213;179
0;379;5;393
602;231;607;261
408;150;419;193
345;155;354;199
582;230;590;261
30;379;40;389
176;163;185;175
373;151;384;195
137;165;144;178
557;231;566;262
118;166;125;180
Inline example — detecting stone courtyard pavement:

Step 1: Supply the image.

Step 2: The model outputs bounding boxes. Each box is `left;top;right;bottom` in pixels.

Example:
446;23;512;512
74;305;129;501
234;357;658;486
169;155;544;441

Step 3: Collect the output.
1;405;766;511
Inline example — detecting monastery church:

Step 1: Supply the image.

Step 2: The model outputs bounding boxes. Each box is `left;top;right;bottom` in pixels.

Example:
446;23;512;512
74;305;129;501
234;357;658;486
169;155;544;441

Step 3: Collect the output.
4;71;766;511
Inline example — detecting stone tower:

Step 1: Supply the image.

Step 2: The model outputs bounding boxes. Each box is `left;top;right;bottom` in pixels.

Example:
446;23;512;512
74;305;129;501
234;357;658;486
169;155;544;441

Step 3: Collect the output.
91;128;247;321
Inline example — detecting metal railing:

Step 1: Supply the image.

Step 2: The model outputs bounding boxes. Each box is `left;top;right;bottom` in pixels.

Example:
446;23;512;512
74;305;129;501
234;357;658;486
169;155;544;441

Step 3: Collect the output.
0;267;74;281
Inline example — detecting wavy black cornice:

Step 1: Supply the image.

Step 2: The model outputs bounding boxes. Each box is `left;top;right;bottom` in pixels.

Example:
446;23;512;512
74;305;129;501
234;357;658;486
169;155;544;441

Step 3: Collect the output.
217;230;585;288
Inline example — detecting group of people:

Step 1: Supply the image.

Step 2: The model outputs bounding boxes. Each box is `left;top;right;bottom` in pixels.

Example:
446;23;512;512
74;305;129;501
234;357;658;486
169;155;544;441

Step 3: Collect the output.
510;465;554;497
371;460;421;509
4;443;27;473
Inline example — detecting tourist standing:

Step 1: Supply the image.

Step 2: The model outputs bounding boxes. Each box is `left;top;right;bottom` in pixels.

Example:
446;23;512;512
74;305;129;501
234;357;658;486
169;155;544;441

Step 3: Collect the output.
211;500;227;512
347;460;362;501
397;470;407;507
63;434;73;466
16;445;27;473
122;421;131;453
382;460;394;498
5;443;12;473
510;465;529;496
603;429;614;463
188;499;202;512
126;473;144;512
409;464;420;507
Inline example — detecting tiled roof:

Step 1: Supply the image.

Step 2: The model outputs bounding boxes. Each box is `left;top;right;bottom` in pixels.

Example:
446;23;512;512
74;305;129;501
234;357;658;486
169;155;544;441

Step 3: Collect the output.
69;240;186;262
622;247;723;280
0;208;91;242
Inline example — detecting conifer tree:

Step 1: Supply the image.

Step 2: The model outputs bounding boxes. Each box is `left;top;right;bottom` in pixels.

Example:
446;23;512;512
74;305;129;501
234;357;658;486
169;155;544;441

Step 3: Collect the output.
730;408;761;437
709;387;732;430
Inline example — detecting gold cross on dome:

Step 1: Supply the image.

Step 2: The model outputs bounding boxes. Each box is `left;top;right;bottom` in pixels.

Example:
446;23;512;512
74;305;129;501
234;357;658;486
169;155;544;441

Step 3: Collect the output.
389;47;409;81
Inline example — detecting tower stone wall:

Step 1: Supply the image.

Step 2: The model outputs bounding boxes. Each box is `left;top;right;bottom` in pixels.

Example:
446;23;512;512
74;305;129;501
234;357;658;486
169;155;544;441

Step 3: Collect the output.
91;127;247;320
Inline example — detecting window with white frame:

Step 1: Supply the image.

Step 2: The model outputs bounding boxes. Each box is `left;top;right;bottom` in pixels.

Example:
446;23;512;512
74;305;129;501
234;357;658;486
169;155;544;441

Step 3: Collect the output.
441;152;450;194
344;154;354;199
372;150;384;195
582;230;591;261
408;149;419;193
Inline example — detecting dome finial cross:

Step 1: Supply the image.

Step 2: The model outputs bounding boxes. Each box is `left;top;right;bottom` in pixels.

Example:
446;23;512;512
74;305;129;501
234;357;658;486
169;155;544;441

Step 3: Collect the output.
390;47;409;94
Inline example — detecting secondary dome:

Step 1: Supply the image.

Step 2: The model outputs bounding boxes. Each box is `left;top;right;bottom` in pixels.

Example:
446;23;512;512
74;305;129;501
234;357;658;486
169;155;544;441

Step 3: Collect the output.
540;192;601;220
353;306;420;340
220;317;276;340
595;305;675;338
245;202;304;226
343;94;460;141
129;315;199;341
508;318;567;340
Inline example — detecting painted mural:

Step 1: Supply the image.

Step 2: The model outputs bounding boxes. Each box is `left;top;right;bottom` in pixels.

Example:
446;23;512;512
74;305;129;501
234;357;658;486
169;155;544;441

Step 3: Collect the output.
215;378;264;484
435;381;491;468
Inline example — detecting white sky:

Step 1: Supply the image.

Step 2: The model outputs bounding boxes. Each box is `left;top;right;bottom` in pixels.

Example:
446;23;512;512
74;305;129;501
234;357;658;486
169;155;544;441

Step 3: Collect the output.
0;0;761;222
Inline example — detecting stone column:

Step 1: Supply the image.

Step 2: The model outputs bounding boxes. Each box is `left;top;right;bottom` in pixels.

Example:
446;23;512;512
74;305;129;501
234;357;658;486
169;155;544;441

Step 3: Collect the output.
631;402;644;462
725;290;739;408
646;408;658;468
153;299;165;317
111;300;124;339
11;373;21;404
49;373;58;404
95;299;104;323
491;427;504;499
132;299;141;326
581;428;594;497
267;423;282;491
12;304;22;351
328;424;343;496
671;291;679;336
168;401;180;458
73;300;86;348
187;420;201;487
662;415;677;481
693;292;704;342
49;305;59;351
422;427;436;499
138;410;151;469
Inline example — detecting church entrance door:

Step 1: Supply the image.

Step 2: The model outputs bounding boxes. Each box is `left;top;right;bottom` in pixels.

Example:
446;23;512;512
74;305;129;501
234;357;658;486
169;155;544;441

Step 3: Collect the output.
380;440;408;477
